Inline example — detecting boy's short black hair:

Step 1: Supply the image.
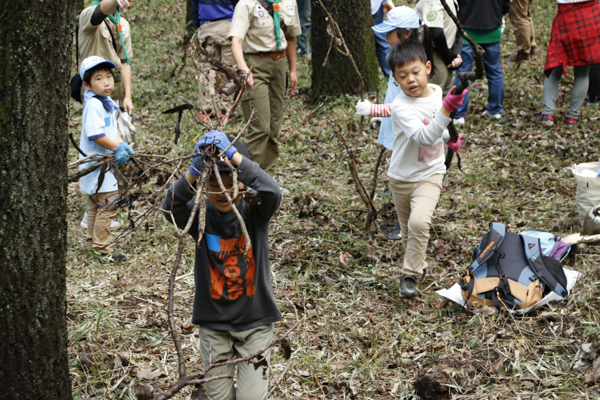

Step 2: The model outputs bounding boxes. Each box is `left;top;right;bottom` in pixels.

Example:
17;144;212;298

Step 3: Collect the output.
387;39;430;75
83;64;113;85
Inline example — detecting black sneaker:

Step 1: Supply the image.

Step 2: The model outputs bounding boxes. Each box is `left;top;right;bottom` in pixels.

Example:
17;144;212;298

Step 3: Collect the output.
90;250;127;263
400;275;419;298
385;223;402;241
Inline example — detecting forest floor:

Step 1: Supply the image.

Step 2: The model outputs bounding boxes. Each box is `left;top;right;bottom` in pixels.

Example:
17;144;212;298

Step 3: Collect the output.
66;0;600;399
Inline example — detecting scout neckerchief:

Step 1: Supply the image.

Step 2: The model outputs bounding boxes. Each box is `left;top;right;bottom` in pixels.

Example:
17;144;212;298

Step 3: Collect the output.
89;0;131;66
266;0;282;49
93;94;119;111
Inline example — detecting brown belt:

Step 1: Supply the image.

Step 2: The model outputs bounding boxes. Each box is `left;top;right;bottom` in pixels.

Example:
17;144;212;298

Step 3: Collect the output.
246;50;288;59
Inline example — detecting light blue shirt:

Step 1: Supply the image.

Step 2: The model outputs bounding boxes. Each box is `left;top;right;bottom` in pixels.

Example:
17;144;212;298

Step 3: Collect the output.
378;74;403;150
79;90;120;195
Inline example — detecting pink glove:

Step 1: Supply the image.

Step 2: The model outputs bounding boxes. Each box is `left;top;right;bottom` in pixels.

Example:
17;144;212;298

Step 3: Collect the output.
447;134;463;155
442;86;469;112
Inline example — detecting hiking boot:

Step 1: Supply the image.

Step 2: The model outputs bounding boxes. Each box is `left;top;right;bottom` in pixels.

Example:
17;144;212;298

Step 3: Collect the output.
564;117;577;128
90;250;127;263
399;275;419;298
385;223;402;241
530;46;537;57
198;110;214;123
534;113;554;126
509;50;530;62
453;117;465;125
481;110;502;120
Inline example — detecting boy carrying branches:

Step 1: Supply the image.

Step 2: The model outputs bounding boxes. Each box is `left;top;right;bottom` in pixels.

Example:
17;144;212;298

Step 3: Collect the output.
162;131;282;399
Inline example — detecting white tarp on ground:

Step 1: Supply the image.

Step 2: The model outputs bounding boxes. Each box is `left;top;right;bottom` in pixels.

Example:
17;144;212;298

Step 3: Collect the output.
436;268;582;315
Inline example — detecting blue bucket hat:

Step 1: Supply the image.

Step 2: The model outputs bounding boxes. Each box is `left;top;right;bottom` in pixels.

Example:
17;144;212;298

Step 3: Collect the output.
372;6;420;34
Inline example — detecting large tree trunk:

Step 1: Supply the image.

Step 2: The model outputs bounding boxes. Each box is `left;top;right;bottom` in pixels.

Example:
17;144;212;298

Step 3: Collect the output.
0;1;76;398
311;0;380;101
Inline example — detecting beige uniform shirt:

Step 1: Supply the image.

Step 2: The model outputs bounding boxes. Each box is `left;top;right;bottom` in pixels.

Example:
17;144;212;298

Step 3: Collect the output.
415;0;458;49
78;6;133;73
229;0;302;53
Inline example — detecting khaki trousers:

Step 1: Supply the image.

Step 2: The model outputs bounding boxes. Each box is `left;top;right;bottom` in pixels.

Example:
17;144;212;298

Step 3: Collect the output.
199;323;274;400
241;54;287;176
199;20;235;111
389;174;443;278
86;191;118;253
429;49;454;95
509;0;536;54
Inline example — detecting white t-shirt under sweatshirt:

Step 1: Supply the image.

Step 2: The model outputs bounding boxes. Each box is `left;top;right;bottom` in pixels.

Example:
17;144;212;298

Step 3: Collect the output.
388;84;451;183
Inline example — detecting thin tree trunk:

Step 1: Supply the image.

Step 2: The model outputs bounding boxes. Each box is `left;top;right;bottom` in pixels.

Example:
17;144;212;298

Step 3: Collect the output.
311;0;380;101
0;0;77;398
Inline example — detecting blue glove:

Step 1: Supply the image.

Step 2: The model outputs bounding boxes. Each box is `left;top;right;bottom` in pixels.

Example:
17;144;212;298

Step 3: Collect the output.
113;142;135;164
189;131;238;176
204;130;237;159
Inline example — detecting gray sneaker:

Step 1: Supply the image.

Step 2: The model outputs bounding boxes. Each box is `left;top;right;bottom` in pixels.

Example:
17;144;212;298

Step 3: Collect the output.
400;275;419;298
481;110;502;120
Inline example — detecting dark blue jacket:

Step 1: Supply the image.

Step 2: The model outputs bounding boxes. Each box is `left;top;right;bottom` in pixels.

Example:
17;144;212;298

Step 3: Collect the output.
192;0;239;27
457;0;510;31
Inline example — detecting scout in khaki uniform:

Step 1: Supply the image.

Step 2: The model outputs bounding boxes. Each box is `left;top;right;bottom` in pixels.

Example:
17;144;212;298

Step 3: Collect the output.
79;0;133;114
230;0;302;176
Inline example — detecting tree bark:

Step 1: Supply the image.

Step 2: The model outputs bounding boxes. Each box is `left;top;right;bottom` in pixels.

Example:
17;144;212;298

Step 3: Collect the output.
0;0;76;398
311;0;380;101
186;0;197;33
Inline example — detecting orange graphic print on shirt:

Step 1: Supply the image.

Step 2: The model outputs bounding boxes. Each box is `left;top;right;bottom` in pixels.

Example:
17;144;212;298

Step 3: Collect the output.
206;233;256;300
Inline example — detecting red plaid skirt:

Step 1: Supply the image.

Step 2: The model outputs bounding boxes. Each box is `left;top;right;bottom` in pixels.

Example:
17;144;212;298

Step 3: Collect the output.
544;1;600;77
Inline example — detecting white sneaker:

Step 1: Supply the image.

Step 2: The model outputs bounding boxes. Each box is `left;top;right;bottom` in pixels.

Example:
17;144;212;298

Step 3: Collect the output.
80;212;122;230
481;110;502;119
453;117;465;125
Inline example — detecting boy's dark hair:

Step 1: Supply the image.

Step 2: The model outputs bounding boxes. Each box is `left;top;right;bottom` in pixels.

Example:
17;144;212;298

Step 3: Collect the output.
83;64;113;85
388;26;436;78
387;38;436;78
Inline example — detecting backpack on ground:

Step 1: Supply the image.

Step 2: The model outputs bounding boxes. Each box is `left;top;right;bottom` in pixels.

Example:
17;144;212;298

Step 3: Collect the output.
461;222;568;311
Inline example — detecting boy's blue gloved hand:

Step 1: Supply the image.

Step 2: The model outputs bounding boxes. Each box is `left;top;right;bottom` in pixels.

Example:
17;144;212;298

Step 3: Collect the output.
113;142;135;164
204;130;238;159
189;131;238;176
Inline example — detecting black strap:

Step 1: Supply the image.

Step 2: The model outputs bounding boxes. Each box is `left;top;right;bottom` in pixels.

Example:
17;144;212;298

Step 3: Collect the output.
492;289;502;310
460;271;475;302
494;257;512;297
75;22;80;67
104;19;119;54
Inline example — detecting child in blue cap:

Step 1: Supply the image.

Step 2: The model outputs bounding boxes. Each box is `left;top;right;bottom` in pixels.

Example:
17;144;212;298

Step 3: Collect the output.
78;55;134;262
